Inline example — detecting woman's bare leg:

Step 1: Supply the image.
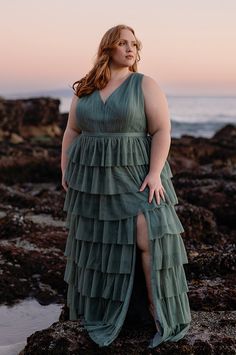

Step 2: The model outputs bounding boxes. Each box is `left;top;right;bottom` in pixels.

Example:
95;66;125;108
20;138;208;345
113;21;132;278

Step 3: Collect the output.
136;212;153;305
136;212;162;334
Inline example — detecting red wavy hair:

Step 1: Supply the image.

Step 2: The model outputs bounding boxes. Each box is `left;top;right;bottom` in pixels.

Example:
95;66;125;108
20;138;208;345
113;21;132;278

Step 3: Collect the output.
72;24;142;97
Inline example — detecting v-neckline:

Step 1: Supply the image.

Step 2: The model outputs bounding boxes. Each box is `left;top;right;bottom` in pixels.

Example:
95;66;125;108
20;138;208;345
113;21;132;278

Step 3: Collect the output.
98;72;135;105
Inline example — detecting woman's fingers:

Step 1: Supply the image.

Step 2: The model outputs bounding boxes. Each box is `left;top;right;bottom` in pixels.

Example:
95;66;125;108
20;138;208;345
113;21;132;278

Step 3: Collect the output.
159;188;166;202
152;188;166;205
139;179;147;191
148;188;155;203
140;175;166;205
62;183;68;192
62;177;68;191
154;189;160;204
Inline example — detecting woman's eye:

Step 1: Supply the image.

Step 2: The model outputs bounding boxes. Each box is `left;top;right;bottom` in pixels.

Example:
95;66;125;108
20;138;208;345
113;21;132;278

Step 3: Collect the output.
118;41;137;47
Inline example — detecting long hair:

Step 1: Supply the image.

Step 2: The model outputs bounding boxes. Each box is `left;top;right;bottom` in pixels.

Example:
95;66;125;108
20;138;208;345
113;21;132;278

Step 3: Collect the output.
72;24;142;97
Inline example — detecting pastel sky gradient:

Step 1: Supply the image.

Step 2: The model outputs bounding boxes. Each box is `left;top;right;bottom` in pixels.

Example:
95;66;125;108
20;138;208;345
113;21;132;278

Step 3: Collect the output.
1;0;236;96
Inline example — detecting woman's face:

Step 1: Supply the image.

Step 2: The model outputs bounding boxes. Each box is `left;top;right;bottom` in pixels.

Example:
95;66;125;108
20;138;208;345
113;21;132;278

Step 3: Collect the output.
110;29;138;68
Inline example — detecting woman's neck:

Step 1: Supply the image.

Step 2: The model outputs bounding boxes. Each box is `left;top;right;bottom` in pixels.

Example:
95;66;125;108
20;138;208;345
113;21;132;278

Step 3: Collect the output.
109;68;132;81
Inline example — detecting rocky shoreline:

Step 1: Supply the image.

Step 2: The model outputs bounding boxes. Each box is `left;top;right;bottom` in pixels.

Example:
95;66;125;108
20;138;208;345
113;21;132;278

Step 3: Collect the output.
0;97;235;354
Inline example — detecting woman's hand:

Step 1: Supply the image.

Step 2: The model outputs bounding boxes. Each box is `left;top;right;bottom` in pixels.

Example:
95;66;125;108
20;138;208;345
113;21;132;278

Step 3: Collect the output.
62;171;68;192
139;172;166;204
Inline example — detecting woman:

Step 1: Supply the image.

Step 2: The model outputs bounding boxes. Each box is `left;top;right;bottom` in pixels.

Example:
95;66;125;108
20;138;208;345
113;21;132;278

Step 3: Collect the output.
61;24;191;348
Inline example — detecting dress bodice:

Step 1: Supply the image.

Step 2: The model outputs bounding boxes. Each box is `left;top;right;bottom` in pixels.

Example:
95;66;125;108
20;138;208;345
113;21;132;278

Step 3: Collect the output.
75;72;148;133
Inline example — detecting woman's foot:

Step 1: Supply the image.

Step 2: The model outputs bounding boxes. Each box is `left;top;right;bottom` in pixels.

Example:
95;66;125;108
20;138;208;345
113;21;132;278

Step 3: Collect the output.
149;303;163;335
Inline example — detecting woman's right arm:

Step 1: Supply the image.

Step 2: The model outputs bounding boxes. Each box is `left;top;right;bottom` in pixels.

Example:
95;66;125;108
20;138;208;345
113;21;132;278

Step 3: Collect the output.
61;93;82;191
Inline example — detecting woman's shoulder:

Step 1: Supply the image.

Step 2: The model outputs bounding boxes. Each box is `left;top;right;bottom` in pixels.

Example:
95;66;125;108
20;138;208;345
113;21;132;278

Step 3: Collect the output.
134;71;158;86
138;72;160;85
138;72;166;97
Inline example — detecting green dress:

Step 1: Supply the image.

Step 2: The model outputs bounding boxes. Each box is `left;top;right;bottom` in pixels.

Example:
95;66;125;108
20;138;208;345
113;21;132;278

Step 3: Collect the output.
63;72;192;348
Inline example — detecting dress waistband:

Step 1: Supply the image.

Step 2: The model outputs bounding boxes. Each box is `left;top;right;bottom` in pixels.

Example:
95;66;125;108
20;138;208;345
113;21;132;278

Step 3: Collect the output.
81;131;148;137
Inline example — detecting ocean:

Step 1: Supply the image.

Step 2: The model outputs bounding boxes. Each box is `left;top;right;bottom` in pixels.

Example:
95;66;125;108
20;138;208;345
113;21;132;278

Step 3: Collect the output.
3;89;236;138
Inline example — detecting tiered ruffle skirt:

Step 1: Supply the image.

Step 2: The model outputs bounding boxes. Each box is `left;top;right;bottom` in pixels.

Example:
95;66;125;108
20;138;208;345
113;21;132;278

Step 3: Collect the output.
63;131;192;348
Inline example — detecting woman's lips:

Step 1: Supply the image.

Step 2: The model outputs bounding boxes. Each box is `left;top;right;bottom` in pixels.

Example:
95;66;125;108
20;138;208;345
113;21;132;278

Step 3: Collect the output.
126;55;134;59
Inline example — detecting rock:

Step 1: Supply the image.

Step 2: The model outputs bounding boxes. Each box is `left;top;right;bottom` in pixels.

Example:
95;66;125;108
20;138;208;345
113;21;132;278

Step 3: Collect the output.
174;176;236;229
0;210;67;305
0;183;37;210
0;140;61;184
168;156;199;175
0;128;4;141
19;311;236;354
188;275;236;311
19;123;62;139
9;132;24;144
186;243;236;278
176;202;218;242
0;212;34;240
0;97;62;140
0;183;66;218
170;124;236;172
213;123;236;140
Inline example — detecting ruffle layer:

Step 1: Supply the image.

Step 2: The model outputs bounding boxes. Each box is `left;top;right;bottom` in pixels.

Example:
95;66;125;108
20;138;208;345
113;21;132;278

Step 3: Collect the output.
66;134;152;167
144;206;184;240
159;292;192;328
64;262;189;302
65;272;190;326
64;239;133;274
64;161;174;195
63;187;178;221
64;214;135;245
152;235;188;270
66;282;123;323
64;208;184;246
64;267;130;302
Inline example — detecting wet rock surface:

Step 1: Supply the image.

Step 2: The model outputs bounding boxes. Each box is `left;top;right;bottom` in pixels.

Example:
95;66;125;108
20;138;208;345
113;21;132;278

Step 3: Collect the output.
0;208;67;305
0;98;235;353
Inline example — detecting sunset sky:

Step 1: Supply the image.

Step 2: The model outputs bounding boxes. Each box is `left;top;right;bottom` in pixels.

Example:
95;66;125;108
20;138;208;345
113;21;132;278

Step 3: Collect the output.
1;0;236;96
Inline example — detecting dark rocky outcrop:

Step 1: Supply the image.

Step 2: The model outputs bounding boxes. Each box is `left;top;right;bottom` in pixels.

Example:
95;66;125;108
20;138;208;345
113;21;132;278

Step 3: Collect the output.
0;97;62;139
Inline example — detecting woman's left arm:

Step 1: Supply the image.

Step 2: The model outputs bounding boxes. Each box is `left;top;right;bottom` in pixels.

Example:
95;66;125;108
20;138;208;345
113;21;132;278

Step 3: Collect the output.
139;75;171;204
